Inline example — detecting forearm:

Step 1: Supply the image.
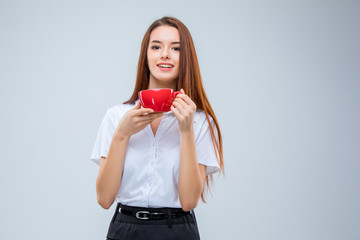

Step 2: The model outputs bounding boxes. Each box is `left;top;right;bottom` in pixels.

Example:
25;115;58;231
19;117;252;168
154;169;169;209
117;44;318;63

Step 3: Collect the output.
178;129;203;211
96;133;129;209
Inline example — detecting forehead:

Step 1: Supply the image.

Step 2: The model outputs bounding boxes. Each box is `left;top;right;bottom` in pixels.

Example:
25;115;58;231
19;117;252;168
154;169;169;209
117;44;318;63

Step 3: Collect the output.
149;26;180;43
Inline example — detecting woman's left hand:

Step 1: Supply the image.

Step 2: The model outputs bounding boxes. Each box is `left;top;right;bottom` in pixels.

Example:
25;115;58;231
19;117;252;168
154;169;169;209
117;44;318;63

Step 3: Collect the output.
171;89;197;133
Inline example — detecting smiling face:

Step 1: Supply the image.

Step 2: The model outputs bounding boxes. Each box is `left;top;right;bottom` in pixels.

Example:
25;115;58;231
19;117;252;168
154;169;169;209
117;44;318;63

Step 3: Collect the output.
147;26;180;90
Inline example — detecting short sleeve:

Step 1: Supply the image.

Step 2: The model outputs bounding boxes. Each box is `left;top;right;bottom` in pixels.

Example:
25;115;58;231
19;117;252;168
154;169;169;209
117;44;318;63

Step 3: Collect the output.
196;115;221;176
90;109;117;165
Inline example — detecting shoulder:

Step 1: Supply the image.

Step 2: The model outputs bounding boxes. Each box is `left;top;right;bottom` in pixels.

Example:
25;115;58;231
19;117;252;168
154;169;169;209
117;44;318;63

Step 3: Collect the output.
194;109;214;125
193;110;218;143
193;110;216;137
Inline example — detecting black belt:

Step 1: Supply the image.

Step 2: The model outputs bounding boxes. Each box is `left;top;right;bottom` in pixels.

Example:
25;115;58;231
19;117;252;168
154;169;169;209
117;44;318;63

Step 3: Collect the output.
119;204;191;220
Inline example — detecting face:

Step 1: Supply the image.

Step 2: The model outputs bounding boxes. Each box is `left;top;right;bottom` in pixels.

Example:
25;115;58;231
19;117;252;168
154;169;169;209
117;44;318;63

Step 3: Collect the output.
147;26;180;88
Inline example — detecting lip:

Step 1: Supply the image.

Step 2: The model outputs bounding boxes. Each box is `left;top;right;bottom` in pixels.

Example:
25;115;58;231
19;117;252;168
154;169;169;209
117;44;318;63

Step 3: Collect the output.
157;62;174;67
157;62;174;72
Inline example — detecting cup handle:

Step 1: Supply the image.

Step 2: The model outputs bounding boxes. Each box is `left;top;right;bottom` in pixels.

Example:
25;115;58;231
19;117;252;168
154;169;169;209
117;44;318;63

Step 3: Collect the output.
172;91;182;98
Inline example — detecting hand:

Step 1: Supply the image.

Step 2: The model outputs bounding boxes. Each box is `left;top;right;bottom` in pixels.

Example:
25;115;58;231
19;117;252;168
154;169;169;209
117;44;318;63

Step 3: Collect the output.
171;89;197;133
115;101;164;138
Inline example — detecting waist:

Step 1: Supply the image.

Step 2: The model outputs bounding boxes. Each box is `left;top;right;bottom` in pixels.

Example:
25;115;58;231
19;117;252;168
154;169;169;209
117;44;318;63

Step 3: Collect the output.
118;203;191;220
115;188;182;209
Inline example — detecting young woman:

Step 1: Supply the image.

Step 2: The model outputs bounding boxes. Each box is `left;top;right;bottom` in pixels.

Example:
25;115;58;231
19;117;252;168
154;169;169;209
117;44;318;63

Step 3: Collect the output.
91;16;224;240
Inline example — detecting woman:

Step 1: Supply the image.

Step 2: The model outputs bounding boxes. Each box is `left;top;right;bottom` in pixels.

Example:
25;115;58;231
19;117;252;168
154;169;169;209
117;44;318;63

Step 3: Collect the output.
91;16;224;240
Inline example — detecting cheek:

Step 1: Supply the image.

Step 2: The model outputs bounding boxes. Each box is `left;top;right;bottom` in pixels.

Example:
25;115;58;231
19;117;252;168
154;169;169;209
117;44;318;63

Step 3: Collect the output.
174;52;180;59
147;53;156;64
174;54;180;65
146;56;155;67
147;51;155;63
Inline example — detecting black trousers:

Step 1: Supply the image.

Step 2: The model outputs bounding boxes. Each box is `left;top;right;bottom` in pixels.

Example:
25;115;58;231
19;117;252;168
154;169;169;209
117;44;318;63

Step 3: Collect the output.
106;203;201;240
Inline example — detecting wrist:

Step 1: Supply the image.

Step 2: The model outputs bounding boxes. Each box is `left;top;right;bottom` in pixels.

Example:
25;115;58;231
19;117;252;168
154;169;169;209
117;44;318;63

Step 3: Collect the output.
114;131;130;141
179;128;195;137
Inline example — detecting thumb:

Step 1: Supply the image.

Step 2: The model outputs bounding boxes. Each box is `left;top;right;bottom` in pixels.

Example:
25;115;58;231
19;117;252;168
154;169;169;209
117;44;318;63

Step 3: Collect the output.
180;88;185;94
133;100;142;109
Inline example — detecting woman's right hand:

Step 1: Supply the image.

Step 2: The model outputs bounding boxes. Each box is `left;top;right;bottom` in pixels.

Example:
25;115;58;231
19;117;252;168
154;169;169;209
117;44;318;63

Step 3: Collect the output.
115;101;163;138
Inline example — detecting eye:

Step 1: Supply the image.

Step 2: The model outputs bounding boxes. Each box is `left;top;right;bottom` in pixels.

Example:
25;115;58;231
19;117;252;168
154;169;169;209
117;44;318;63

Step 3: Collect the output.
173;47;180;51
151;46;160;50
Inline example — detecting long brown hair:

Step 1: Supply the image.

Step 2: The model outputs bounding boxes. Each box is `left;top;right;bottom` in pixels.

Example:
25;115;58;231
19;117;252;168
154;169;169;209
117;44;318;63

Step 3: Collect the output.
124;16;224;202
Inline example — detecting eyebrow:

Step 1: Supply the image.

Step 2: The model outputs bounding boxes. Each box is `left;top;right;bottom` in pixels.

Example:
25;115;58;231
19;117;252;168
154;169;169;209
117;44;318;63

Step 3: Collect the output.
150;40;180;44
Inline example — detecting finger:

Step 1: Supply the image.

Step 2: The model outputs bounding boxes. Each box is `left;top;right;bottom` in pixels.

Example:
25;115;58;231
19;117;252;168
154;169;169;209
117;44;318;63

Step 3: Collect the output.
170;105;181;118
142;115;162;125
146;115;162;122
173;98;191;114
175;93;196;109
174;97;188;107
144;113;165;121
172;101;186;115
133;100;142;109
139;112;164;121
135;108;154;115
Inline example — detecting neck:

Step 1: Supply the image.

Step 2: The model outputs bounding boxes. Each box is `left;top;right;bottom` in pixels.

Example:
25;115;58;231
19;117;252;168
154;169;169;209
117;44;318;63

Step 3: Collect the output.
148;77;177;90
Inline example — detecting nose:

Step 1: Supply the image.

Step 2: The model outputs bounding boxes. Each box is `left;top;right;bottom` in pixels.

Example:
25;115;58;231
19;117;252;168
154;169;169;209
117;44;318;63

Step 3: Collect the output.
160;47;170;60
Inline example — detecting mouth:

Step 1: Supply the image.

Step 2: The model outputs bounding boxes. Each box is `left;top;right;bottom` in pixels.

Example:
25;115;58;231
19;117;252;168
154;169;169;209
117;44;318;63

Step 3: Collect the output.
157;63;174;71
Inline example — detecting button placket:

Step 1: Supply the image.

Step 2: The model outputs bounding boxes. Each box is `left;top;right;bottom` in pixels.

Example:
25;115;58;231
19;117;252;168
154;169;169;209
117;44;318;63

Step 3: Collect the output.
146;141;157;206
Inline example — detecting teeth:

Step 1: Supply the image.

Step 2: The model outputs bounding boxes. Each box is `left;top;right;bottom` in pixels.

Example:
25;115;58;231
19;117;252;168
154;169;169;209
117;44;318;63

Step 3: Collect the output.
158;64;173;68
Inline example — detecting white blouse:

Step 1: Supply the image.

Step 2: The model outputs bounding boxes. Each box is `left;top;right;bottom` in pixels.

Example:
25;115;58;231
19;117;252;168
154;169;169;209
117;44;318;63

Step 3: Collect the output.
90;99;221;208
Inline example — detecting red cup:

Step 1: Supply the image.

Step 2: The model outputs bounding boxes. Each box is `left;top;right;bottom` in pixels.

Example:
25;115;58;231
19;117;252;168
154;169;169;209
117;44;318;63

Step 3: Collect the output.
138;88;182;112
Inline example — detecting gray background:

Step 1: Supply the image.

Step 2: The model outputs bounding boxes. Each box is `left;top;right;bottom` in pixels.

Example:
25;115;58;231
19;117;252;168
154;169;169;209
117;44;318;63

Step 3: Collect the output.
0;0;359;239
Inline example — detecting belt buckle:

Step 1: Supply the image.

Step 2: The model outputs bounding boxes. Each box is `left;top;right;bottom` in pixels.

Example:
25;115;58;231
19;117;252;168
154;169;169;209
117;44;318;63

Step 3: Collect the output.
135;211;151;220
